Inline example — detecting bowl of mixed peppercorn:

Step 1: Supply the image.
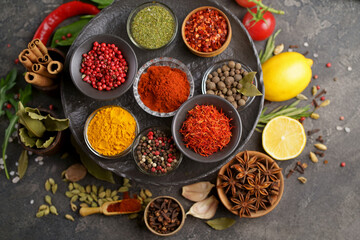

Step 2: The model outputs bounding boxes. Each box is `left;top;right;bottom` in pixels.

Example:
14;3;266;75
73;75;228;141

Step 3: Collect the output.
132;126;183;176
181;6;232;57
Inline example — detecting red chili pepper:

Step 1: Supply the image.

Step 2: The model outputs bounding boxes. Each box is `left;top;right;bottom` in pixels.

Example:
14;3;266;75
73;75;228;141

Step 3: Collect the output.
33;1;100;45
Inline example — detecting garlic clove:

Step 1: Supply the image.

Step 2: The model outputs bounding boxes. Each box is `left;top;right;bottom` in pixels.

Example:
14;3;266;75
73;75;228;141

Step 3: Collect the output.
186;195;219;219
182;181;215;202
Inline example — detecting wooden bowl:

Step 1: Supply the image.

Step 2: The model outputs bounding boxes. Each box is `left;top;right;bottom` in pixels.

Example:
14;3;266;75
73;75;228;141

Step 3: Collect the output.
217;151;284;218
144;196;186;236
181;6;232;57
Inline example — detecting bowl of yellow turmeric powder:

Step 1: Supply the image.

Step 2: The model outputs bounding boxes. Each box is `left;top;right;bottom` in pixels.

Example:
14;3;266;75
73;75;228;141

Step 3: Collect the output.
84;105;139;159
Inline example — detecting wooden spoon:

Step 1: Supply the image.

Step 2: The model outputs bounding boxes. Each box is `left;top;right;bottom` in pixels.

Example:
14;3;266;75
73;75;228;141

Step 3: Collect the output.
79;199;141;217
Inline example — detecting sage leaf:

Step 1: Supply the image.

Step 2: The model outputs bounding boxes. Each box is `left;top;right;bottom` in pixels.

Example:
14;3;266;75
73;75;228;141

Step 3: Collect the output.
182;181;215;202
71;136;115;184
18;150;28;179
238;72;262;97
186;195;219;219
43;115;69;131
51;18;93;48
36;136;55;148
17;102;46;138
206;217;236;230
19;128;36;147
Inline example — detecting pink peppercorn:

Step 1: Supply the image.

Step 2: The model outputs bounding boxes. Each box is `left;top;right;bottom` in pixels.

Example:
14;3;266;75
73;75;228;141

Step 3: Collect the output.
313;75;318;79
320;96;325;101
339;116;344;121
340;162;345;167
326;63;332;68
316;85;320;90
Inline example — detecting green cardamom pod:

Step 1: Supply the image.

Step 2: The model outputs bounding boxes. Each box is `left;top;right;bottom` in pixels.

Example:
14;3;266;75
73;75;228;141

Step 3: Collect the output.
36;210;45;218
128;213;138;220
98;186;104;194
105;189;111;198
309;152;318;163
86;185;91;194
310;113;320;120
79;186;86;193
48;178;55;186
110;190;117;198
113;196;119;201
79;196;87;202
70;202;77;212
143;198;153;205
73;182;81;190
314;143;327;151
123;178;130;186
98;192;106;198
97;199;103;206
87;196;93;203
51;184;58;194
312;86;317;96
50;205;58;215
70;195;78;203
44;206;50;216
319;99;330;107
80;203;89;208
92;185;97;195
296;93;308;101
144;189;152;198
139;189;147;200
65;191;74;198
91;193;98;202
85;200;92;205
45;195;52;205
78;193;86;198
45;180;51;191
118;186;128;193
71;189;80;195
137;196;144;204
68;183;74;191
38;204;48;211
106;197;113;202
91;202;98;208
65;214;75;222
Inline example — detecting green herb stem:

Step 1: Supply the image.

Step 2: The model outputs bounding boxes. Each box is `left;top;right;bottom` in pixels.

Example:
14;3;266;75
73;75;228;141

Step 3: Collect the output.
259;29;281;64
249;0;285;15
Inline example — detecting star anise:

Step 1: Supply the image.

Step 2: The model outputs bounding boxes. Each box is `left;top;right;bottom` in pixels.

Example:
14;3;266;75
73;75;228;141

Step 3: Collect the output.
231;152;258;183
230;192;256;217
244;172;271;197
257;158;282;182
253;194;268;211
235;151;258;169
268;179;281;196
217;166;242;197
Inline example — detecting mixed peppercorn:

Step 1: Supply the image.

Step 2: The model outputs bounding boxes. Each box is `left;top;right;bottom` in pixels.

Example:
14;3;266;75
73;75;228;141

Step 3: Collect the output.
135;129;181;175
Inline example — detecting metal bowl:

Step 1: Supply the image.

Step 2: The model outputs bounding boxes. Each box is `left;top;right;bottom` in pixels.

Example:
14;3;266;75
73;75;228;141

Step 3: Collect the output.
126;2;178;50
133;57;194;117
84;105;139;159
171;94;242;163
69;34;138;101
132;126;183;176
201;60;259;111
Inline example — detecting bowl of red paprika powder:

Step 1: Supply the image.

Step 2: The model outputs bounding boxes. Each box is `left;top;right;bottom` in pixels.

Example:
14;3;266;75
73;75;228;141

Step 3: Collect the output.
133;57;194;117
181;6;232;57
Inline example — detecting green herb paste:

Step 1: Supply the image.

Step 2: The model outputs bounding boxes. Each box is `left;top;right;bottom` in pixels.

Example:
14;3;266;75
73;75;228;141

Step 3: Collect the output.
131;5;175;49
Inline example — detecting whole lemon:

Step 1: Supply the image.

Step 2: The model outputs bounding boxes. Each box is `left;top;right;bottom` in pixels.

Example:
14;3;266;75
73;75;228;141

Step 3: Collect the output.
262;52;313;101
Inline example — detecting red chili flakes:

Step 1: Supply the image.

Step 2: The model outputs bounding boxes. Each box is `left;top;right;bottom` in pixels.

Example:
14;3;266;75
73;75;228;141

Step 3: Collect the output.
184;8;228;53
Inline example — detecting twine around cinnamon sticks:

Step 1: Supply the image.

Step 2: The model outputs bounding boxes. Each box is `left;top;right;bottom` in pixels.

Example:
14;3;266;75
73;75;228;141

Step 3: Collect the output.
18;39;63;87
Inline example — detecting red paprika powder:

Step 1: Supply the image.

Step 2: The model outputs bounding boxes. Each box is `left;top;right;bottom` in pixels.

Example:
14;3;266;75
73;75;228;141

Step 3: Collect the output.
138;66;190;113
107;199;141;213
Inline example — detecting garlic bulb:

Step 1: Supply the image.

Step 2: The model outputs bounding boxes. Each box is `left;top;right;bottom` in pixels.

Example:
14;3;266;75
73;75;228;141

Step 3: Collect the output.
182;181;214;202
186;195;219;219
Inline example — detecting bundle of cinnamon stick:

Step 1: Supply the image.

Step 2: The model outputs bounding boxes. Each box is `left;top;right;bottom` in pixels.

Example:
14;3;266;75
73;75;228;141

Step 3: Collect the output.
18;39;63;87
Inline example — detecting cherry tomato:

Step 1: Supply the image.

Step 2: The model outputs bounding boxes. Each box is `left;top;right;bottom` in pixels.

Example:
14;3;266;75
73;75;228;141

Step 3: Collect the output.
242;8;276;41
235;0;259;8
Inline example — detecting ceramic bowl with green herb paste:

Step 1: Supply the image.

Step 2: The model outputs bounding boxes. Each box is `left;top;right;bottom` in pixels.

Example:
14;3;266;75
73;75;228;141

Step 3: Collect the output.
127;2;177;50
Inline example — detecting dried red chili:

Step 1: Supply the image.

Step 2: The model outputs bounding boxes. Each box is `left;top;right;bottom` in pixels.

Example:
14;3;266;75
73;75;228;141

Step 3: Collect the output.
180;105;232;157
107;199;141;213
184;8;228;52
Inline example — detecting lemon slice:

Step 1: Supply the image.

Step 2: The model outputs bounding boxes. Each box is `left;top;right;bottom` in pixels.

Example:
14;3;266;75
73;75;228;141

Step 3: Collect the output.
262;116;306;160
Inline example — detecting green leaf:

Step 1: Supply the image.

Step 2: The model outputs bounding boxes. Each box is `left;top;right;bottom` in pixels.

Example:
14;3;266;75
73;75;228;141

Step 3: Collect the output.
238;72;262;97
2;114;18;179
206;217;236;230
89;0;114;6
51;18;93;48
71;136;115;184
16;102;46;138
35;136;55;148
259;29;281;64
19;84;32;106
18;150;28;179
80;15;96;19
0;69;17;117
19;128;36;147
43;115;69;132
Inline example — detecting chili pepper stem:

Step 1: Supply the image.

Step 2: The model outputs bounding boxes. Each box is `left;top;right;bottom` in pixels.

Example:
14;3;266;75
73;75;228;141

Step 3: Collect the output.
248;0;285;15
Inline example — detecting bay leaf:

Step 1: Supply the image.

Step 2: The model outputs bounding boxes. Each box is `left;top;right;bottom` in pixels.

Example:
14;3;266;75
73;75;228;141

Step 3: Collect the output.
16;102;46;138
18;150;28;179
43;115;69;131
238;72;263;97
35;136;55;148
25;107;45;120
206;217;236;230
70;136;115;184
19;128;36;147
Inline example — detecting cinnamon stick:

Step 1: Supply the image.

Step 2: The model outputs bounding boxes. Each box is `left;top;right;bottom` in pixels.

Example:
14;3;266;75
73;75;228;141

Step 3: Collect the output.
25;72;54;87
18;50;34;71
28;38;48;57
47;61;63;75
32;63;57;79
38;54;52;66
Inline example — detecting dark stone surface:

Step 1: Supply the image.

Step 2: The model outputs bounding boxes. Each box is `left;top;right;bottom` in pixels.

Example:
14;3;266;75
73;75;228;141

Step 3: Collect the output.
1;0;360;239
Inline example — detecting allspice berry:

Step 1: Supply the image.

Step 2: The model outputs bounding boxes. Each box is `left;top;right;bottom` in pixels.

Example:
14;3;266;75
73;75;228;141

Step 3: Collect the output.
217;81;226;90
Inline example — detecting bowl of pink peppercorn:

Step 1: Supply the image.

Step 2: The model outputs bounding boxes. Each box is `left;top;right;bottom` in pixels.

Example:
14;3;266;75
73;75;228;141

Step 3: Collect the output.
69;34;138;100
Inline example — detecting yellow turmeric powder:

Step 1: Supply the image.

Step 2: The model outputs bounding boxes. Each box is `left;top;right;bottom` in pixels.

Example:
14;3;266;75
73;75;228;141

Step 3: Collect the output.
87;106;137;156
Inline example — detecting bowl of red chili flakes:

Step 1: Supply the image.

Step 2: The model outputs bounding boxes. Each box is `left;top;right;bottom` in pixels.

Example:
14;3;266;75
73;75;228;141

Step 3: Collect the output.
181;6;232;57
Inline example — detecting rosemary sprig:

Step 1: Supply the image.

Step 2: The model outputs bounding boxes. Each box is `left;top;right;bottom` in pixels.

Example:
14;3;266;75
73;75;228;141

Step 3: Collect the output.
259;29;281;64
255;100;312;132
